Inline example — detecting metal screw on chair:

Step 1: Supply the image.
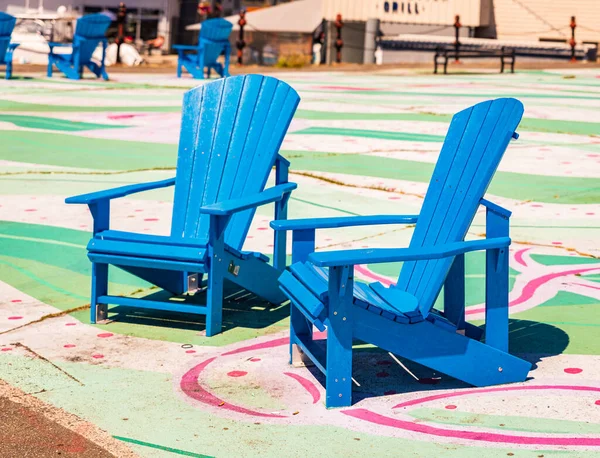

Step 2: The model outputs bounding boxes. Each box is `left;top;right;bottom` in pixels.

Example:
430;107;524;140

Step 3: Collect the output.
334;311;338;315
343;317;346;321
498;367;503;372
339;394;342;398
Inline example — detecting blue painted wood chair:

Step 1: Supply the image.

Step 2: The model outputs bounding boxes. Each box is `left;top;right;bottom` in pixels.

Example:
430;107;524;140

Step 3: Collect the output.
174;18;232;79
0;13;19;80
47;13;110;80
65;75;300;336
273;98;532;408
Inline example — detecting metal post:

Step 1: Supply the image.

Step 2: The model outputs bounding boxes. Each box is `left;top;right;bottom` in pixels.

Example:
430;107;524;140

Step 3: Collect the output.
237;10;246;65
363;18;380;64
569;16;576;63
334;13;343;64
116;2;126;64
454;14;461;63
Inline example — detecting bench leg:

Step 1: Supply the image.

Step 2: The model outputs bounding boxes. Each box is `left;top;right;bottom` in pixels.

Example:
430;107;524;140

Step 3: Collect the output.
325;265;354;408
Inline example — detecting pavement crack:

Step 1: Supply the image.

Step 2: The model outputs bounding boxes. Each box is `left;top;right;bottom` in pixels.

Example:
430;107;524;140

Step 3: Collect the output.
290;171;426;199
0;167;176;177
10;342;84;386
0;304;90;337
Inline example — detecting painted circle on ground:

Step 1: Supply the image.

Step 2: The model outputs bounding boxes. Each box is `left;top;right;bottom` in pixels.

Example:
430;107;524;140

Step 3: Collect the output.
227;371;248;377
564;368;583;374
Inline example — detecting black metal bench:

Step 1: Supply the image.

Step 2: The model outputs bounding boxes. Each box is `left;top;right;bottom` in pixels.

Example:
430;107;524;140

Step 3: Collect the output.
434;46;516;74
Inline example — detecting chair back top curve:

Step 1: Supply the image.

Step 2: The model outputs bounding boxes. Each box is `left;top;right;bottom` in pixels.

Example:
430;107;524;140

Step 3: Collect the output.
199;18;232;65
170;74;300;251
396;98;524;317
73;13;111;63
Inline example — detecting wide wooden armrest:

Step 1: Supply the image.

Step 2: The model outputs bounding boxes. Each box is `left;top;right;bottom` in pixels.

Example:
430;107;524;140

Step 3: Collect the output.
65;178;176;205
199;183;297;216
270;214;418;232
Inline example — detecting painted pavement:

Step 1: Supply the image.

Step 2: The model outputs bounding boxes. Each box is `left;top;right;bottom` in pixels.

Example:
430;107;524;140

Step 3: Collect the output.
0;68;599;457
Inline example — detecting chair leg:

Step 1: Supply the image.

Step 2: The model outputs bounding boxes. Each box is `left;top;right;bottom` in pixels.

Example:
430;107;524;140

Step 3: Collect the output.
91;263;108;324
177;57;182;78
206;66;211;79
290;305;313;366
5;62;11;80
485;208;510;352
325;265;354;408
205;257;224;337
47;59;53;78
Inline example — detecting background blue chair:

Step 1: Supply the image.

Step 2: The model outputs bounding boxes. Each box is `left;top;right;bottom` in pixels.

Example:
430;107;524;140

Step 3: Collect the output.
0;12;19;80
174;18;232;79
47;13;110;80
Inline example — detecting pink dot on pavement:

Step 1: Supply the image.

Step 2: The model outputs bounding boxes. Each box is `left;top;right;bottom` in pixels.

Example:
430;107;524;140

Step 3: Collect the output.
564;368;583;374
8;316;22;320
445;405;457;410
92;354;104;359
586;212;595;216
376;360;392;366
97;333;113;338
595;400;600;405
1;347;12;352
185;350;196;354
143;218;159;222
552;242;562;245
250;358;261;362
257;227;268;231
63;344;76;348
531;204;543;207
388;196;401;200
11;299;22;303
376;371;390;378
24;209;37;212
65;323;76;326
227;371;247;377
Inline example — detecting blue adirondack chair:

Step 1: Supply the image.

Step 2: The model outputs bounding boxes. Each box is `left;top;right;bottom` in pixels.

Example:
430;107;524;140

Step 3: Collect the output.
0;13;19;80
47;13;110;80
273;98;532;408
65;75;300;336
174;18;232;79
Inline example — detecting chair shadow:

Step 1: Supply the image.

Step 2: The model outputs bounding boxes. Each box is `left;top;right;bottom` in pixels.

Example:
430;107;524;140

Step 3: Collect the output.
304;319;569;404
106;279;289;334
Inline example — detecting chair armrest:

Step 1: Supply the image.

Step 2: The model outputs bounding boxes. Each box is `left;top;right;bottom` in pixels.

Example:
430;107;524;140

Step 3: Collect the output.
173;44;198;50
199;183;297;216
308;237;511;267
480;198;511;218
270;214;418;232
8;43;19;51
65;177;176;205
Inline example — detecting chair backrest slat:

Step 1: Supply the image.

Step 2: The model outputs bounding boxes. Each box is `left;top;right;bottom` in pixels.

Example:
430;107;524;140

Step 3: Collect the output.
170;75;300;250
396;98;524;318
